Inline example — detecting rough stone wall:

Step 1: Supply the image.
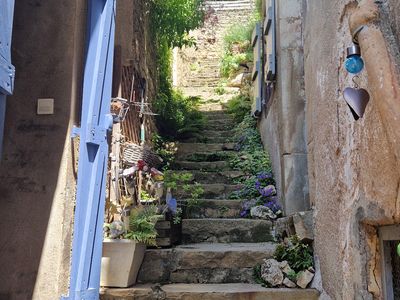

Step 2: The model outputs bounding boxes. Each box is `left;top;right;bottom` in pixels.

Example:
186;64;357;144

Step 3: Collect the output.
258;0;309;215
304;0;400;298
175;0;255;95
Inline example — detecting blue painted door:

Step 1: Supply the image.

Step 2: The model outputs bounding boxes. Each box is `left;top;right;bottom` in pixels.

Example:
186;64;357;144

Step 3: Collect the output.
0;0;15;152
62;0;115;299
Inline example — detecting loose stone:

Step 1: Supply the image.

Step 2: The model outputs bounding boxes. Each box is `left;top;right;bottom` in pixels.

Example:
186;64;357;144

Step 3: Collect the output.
261;259;284;287
296;270;315;289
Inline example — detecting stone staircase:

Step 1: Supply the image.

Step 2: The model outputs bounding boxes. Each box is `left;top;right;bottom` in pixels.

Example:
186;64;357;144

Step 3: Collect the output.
101;1;319;298
100;106;319;299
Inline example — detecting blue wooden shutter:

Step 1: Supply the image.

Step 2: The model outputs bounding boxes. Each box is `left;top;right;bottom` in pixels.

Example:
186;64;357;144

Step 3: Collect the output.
251;22;263;117
264;0;276;81
0;0;15;152
62;0;115;299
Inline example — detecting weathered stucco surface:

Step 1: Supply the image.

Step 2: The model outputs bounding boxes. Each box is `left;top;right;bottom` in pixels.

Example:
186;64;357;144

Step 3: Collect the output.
259;0;309;215
0;1;156;299
304;0;400;298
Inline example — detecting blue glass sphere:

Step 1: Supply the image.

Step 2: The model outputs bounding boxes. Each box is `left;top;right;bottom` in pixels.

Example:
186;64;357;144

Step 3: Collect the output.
345;55;364;74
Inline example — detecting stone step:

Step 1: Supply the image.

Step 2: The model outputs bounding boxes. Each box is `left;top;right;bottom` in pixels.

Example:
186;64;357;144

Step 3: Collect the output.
177;150;236;162
203;121;235;130
184;135;231;143
176;183;242;199
172;170;244;184
201;111;232;118
172;160;230;171
202;129;235;137
137;243;276;284
182;219;274;243
101;284;320;300
177;142;236;157
185;199;242;218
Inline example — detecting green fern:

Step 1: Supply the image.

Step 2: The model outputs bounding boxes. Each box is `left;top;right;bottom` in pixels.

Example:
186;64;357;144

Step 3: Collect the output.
124;206;159;246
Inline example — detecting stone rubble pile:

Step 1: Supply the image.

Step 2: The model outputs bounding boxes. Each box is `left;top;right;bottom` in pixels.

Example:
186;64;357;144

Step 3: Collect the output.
260;258;315;289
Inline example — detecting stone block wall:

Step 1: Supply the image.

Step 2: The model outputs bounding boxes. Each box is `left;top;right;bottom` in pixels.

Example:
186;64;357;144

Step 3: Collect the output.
174;0;255;93
258;0;309;216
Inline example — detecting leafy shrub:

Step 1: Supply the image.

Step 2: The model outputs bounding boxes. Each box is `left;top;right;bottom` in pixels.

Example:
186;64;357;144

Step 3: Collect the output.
220;14;259;78
149;0;205;48
152;133;178;170
274;235;314;273
154;89;205;139
124;206;159;246
221;52;252;78
164;171;204;209
226;94;252;123
150;0;206;140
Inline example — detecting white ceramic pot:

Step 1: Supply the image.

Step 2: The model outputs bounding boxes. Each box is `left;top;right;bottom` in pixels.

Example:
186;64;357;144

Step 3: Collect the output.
100;239;146;287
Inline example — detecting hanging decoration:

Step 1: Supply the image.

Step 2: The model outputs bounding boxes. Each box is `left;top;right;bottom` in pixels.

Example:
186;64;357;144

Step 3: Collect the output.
343;27;370;121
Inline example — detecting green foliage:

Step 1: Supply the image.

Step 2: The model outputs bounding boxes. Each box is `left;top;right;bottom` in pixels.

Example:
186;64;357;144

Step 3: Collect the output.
164;171;204;211
221;52;252;78
226;93;251;122
150;0;206;140
253;265;267;287
286;270;298;282
124;206;159;246
214;85;226;95
152;134;178;170
229;115;272;176
173;207;183;224
149;0;205;48
274;235;314;273
154;89;205;139
220;15;258;78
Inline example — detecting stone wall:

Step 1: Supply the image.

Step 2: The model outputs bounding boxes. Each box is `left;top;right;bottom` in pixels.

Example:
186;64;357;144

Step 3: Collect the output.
258;0;309;216
304;0;400;298
175;0;255;97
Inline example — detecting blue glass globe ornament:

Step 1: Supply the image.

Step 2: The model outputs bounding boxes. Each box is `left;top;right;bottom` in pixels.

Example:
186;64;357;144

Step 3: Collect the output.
345;44;364;74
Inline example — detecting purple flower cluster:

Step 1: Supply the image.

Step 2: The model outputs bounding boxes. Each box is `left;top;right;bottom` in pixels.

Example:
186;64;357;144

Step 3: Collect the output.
239;172;281;218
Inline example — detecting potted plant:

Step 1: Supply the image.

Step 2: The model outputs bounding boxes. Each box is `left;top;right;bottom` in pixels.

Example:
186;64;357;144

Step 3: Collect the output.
100;205;159;287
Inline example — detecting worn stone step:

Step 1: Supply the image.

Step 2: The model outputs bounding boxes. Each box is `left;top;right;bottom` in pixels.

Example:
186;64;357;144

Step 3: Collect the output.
177;142;236;157
184;135;231;143
185;199;242;219
176;183;242;199
172;160;230;171
162;284;320;300
173;170;244;184
182;219;274;243
201;111;232;119
202;129;235;137
137;243;276;284
177;151;236;162
101;284;320;300
203;121;235;130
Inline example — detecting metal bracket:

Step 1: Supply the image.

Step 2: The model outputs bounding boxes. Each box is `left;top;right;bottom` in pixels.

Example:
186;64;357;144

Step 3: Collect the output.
86;124;107;145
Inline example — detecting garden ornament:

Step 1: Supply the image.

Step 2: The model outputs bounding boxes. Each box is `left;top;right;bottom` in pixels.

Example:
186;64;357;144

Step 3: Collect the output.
343;76;370;120
343;34;370;120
